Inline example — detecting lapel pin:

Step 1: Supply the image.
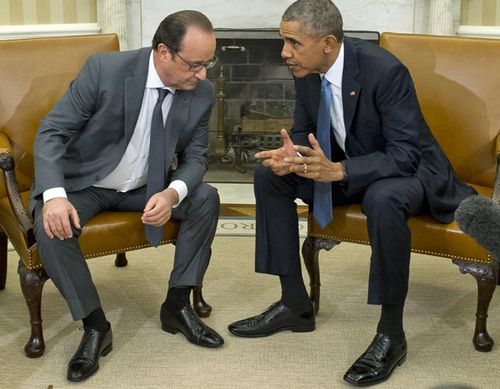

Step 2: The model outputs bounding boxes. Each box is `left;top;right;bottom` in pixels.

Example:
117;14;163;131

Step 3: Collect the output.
350;91;356;96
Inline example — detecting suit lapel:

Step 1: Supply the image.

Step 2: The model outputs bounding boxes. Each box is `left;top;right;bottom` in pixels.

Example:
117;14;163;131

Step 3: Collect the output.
342;39;361;133
124;48;150;140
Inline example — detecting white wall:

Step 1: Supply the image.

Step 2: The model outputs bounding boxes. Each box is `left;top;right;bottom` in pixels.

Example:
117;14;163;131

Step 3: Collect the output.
135;0;432;48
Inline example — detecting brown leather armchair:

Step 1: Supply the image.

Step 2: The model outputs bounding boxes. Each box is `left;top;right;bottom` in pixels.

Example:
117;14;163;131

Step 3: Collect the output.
302;33;500;352
0;34;210;358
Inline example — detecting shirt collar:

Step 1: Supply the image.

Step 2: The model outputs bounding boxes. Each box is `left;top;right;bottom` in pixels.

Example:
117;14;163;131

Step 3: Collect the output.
146;50;176;94
321;42;344;88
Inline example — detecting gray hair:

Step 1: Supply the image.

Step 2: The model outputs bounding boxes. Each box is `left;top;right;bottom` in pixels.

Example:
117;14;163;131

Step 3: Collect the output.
282;0;343;42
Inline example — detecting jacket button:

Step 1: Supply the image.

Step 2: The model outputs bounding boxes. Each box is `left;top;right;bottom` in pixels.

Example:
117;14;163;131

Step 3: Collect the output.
95;175;101;181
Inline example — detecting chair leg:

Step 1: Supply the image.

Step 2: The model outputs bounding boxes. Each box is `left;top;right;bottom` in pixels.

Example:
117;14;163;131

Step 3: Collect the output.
0;230;7;290
301;236;340;314
192;286;212;318
193;248;212;317
454;259;498;352
192;248;212;318
115;252;128;267
18;260;48;358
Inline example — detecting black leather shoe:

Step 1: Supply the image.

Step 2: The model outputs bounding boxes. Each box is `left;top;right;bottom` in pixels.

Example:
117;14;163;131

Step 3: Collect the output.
228;301;315;338
67;325;113;382
343;333;407;386
160;304;224;348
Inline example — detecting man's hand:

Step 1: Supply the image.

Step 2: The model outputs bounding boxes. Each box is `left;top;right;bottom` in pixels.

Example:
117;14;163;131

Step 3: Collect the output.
42;198;80;240
284;133;345;182
255;129;297;176
142;188;179;227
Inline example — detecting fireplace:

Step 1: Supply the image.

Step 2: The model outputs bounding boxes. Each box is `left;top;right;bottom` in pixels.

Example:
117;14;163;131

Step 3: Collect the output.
204;28;293;182
204;29;380;183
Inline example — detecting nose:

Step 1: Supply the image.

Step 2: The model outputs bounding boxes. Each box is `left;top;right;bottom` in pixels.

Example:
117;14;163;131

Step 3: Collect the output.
194;66;207;80
281;43;291;59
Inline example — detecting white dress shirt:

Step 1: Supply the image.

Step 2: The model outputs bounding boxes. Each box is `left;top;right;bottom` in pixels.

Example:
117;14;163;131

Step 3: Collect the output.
44;51;188;205
321;43;347;155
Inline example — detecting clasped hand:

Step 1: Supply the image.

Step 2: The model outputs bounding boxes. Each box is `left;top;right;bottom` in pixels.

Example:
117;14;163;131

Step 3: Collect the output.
255;129;344;182
141;188;178;227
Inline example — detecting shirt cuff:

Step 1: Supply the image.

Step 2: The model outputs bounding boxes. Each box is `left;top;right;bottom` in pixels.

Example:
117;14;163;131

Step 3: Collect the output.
43;187;68;203
168;180;188;208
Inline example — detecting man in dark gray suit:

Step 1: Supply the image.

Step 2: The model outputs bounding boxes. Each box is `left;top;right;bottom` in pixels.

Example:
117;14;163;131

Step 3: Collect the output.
31;10;223;383
228;0;476;386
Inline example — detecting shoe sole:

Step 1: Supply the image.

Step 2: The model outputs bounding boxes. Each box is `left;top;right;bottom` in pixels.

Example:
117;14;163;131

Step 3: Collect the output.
161;323;223;348
343;352;406;387
228;323;316;338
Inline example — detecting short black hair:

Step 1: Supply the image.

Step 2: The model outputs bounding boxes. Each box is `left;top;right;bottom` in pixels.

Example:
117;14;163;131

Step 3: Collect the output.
283;0;344;42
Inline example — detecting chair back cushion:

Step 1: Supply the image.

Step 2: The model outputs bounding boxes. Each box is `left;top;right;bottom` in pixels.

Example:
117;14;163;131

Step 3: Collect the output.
380;32;500;188
0;34;119;196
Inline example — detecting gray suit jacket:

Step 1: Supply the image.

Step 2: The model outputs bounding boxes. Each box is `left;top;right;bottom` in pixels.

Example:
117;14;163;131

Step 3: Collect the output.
31;47;214;210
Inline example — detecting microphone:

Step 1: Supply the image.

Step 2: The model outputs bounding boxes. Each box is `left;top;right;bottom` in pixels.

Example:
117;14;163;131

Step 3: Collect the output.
455;195;500;262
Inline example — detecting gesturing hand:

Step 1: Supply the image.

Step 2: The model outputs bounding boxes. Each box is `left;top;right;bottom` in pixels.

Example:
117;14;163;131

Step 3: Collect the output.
285;133;345;182
255;129;297;176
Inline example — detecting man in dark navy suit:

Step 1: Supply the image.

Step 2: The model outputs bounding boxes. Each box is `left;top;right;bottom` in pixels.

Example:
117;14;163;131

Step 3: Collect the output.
228;0;475;386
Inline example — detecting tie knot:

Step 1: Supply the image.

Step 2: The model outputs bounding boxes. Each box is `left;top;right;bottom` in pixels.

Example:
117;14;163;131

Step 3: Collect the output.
157;88;169;103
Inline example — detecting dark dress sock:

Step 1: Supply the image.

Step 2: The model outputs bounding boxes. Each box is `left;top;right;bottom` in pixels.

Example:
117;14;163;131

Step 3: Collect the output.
279;275;311;313
164;287;191;311
82;307;109;332
377;304;405;342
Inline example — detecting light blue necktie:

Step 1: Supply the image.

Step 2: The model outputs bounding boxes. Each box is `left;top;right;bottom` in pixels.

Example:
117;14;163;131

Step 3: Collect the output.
313;77;333;228
145;88;169;246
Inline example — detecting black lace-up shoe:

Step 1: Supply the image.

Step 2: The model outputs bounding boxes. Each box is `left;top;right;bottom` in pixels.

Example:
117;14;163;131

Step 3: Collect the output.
228;301;315;338
343;333;407;386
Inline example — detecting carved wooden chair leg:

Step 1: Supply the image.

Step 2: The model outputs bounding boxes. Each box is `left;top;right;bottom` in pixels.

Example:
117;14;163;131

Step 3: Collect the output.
192;248;212;318
0;230;7;290
301;237;340;315
192;286;212;318
114;252;128;267
18;260;48;358
302;237;321;314
454;259;498;352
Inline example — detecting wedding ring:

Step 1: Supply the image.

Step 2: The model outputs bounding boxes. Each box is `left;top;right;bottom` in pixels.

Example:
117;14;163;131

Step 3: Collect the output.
303;163;308;173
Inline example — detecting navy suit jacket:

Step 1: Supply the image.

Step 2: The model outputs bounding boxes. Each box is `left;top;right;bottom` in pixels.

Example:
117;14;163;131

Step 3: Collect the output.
291;37;475;223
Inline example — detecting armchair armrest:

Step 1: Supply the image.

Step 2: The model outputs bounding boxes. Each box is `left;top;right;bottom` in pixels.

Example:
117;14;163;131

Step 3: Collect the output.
0;132;35;245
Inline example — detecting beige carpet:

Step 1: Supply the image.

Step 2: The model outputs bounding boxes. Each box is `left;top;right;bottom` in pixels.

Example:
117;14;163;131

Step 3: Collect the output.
1;236;500;389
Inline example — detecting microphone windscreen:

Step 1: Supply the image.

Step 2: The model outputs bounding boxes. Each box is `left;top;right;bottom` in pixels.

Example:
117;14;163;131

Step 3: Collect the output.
455;195;500;260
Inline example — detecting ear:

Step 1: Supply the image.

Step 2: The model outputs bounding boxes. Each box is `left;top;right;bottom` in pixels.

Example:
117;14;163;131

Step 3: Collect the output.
323;35;338;54
156;43;170;60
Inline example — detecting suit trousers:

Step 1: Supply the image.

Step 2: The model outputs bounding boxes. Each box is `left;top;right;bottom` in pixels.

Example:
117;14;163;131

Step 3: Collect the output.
254;165;425;306
33;183;219;320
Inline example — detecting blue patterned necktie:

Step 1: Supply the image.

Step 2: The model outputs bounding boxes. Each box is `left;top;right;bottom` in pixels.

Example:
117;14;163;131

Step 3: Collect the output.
145;88;169;246
313;77;333;228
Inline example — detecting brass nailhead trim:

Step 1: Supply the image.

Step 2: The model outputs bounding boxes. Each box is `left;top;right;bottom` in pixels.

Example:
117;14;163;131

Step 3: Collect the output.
308;233;492;264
